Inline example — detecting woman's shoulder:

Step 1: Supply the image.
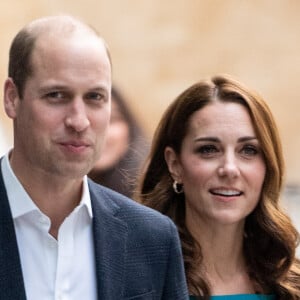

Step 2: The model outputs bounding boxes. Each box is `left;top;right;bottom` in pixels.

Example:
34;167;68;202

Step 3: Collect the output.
189;294;276;300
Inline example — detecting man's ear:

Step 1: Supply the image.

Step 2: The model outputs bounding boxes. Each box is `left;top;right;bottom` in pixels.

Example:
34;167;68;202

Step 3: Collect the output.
164;146;182;183
4;78;20;119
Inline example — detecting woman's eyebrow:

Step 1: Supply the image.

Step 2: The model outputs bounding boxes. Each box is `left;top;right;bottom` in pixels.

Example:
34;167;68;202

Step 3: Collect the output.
194;137;220;142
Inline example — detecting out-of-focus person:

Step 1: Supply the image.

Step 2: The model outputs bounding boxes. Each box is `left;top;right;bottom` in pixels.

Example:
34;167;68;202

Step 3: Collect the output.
136;74;300;299
88;86;149;197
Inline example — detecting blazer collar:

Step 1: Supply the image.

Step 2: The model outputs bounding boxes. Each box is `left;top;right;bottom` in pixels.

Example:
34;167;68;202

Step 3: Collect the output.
89;180;128;299
0;162;128;299
0;161;27;299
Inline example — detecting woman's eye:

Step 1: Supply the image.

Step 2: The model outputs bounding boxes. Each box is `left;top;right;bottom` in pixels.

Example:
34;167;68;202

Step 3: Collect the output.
241;145;259;156
197;145;218;155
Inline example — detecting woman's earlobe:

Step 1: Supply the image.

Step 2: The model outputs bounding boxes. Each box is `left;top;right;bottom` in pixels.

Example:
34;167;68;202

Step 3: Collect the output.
164;146;182;182
4;78;20;119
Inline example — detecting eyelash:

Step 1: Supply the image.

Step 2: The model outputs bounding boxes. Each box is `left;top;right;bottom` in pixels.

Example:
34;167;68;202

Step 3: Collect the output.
197;145;219;156
241;145;259;156
46;91;64;99
195;144;260;157
86;92;105;101
44;92;106;104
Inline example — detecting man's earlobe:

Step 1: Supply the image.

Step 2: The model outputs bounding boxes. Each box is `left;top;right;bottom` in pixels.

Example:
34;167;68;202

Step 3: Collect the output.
4;78;20;119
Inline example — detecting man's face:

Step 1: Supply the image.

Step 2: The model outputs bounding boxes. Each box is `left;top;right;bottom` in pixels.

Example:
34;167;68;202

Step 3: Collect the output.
8;32;112;179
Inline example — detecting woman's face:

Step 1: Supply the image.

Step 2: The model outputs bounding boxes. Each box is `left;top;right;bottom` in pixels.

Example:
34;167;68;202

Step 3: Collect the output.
165;101;266;228
93;98;130;171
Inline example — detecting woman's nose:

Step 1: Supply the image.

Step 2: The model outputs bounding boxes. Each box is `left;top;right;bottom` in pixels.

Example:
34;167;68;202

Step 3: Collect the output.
217;153;240;179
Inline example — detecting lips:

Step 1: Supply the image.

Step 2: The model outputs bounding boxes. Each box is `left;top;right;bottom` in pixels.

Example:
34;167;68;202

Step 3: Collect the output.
209;188;243;197
59;139;91;147
58;140;91;154
61;141;89;147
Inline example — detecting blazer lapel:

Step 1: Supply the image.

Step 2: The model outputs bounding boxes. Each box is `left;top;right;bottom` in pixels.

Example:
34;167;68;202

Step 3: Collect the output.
0;164;27;299
89;182;128;299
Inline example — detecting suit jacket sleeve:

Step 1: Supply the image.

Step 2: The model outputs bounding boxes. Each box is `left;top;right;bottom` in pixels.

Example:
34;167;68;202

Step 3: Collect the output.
161;219;189;300
90;181;189;299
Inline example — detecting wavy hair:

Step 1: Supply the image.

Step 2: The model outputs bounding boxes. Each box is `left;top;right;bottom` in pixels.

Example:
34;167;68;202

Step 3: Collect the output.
135;74;300;299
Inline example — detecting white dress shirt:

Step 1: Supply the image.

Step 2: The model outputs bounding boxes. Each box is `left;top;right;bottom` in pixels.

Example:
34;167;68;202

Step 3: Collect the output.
1;153;97;300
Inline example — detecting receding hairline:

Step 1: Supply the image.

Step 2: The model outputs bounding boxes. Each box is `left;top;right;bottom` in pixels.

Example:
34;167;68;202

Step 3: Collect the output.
25;15;112;65
26;15;99;37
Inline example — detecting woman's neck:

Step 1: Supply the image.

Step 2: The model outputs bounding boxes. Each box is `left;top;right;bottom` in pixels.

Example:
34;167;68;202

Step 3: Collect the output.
186;217;258;295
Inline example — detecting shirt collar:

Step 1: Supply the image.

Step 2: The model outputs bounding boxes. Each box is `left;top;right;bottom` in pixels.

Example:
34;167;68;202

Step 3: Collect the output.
1;151;93;220
81;176;93;219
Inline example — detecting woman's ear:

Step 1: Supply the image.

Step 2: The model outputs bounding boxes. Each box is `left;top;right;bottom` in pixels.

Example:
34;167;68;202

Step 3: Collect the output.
4;78;20;119
164;146;182;183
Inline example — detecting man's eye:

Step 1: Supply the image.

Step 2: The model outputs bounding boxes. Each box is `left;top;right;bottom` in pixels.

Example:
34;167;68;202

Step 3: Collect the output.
46;91;64;99
86;92;104;101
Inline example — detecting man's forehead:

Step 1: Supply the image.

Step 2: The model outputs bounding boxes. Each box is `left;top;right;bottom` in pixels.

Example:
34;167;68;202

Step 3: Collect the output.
27;15;98;37
27;33;112;88
27;16;106;58
31;25;111;67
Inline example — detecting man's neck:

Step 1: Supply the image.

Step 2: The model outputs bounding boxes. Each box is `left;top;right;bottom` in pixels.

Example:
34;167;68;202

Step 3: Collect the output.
9;152;84;238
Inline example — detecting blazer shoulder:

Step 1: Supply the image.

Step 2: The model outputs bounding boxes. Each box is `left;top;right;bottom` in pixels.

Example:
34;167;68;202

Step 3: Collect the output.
88;179;177;239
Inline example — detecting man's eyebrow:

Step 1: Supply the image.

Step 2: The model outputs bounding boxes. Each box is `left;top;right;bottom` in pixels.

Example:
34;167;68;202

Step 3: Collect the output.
38;85;68;93
88;86;109;92
38;85;110;93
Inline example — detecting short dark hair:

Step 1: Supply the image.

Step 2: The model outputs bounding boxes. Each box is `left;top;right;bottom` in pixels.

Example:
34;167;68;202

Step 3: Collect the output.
8;15;112;99
8;28;36;98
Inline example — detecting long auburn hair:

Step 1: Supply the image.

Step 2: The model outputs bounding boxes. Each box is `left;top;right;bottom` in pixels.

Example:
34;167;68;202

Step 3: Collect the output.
135;74;300;299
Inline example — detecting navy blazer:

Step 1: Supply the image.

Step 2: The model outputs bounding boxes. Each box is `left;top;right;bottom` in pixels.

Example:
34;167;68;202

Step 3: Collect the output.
0;168;188;299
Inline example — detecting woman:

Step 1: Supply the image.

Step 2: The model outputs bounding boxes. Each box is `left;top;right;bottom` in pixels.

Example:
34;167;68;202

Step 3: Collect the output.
89;86;149;197
135;75;300;299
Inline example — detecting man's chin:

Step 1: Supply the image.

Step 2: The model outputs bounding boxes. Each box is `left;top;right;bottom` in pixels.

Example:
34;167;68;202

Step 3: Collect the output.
54;162;92;179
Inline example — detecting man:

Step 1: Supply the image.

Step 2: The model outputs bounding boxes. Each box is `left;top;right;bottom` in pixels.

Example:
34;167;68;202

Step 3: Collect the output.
0;15;188;299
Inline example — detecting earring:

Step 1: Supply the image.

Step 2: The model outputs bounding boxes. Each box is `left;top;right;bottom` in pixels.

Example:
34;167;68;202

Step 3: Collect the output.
173;181;183;194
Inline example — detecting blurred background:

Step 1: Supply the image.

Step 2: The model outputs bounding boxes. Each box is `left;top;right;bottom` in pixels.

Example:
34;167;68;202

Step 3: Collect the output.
0;1;299;243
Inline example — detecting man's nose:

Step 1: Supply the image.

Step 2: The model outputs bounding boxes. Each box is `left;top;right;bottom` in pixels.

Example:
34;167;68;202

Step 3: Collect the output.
64;99;90;132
